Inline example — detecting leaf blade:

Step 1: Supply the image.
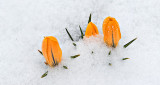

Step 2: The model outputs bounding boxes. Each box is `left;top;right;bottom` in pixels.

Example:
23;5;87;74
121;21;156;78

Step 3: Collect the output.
63;66;68;69
38;50;43;55
73;43;76;47
124;38;137;48
71;54;80;59
122;58;130;60
108;50;111;55
88;13;91;23
79;25;84;39
65;28;74;41
41;71;48;78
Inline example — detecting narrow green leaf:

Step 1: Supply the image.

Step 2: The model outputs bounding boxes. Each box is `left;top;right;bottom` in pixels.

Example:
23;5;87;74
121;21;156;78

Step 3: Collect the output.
41;71;48;78
122;58;130;60
71;54;80;59
63;66;68;69
91;51;94;54
88;13;91;23
65;28;74;41
109;63;112;66
79;25;84;39
108;50;111;55
73;43;76;47
124;38;137;48
38;50;43;55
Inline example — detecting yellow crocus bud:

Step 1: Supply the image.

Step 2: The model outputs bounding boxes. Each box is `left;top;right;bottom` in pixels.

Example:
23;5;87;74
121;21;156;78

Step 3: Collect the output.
103;16;121;47
42;36;62;67
85;22;99;37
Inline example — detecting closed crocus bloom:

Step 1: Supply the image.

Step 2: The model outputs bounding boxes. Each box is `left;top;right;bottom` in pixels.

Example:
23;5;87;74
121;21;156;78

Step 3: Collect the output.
42;36;62;67
85;22;99;37
103;16;121;47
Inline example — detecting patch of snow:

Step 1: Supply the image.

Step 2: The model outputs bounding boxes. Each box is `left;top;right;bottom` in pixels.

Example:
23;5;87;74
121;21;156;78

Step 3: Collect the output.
0;0;160;85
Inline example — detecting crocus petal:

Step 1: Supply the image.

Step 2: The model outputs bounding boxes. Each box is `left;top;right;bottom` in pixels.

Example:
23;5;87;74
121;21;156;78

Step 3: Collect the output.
103;16;121;47
42;36;62;67
85;22;99;37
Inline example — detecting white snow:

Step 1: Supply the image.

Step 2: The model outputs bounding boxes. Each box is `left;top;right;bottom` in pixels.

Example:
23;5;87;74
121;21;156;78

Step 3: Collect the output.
0;0;160;85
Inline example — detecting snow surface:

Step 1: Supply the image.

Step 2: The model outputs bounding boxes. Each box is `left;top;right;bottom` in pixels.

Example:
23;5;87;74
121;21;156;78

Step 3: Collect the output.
0;0;160;85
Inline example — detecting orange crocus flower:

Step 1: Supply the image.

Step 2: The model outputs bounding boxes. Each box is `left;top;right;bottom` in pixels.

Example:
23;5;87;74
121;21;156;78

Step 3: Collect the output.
42;36;62;67
85;22;99;37
103;16;121;47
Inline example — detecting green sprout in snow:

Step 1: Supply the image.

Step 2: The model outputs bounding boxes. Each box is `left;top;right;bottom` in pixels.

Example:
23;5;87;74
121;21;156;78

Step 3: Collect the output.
65;28;74;41
124;38;137;48
38;50;43;55
63;66;68;69
41;71;48;78
71;54;80;59
88;13;91;23
122;58;130;60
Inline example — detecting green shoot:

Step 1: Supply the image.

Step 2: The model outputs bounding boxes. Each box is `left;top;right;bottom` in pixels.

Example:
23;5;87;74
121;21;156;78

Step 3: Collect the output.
65;28;74;41
91;51;94;54
109;63;112;66
41;71;48;78
88;13;91;23
108;50;111;55
79;25;84;39
73;43;76;47
38;50;43;55
63;66;68;69
124;38;137;48
71;54;80;59
122;58;130;60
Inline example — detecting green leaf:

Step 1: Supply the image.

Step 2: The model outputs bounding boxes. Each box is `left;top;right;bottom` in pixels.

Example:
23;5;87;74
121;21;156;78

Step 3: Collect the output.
63;66;68;69
65;28;74;41
41;71;48;78
79;25;84;39
88;13;91;23
71;54;80;59
73;43;76;47
91;51;94;54
109;63;112;66
122;58;130;60
108;50;111;55
38;50;43;55
124;38;137;48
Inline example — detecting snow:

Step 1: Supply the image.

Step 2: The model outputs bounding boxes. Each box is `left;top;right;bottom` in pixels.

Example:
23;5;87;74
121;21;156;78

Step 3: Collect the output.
0;0;160;85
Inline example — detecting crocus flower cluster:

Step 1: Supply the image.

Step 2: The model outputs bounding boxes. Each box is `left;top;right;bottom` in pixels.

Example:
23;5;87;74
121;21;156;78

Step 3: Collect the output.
85;16;121;48
41;16;121;67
